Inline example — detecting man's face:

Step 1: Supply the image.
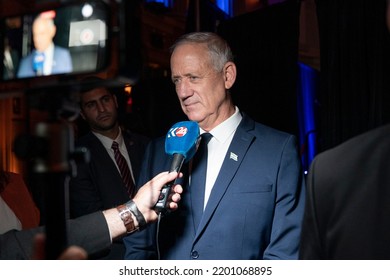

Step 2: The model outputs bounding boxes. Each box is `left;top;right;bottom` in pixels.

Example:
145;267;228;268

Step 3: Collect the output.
32;18;56;52
80;87;118;133
170;43;233;131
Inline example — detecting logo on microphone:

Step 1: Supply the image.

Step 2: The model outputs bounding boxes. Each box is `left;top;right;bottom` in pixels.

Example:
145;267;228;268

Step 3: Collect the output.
168;126;188;138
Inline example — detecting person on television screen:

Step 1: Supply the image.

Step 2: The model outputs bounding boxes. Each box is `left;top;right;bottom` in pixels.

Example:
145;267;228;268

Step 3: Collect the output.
17;11;73;78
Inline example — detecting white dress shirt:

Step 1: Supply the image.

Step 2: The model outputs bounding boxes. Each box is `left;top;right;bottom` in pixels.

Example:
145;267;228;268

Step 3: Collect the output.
199;106;242;209
42;43;55;76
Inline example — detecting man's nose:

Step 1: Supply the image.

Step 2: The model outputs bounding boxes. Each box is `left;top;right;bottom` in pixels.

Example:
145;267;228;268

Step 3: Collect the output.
176;79;190;97
96;101;106;112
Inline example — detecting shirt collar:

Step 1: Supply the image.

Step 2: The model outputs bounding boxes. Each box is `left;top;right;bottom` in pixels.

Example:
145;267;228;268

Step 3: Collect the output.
200;106;242;144
43;43;54;61
93;128;123;150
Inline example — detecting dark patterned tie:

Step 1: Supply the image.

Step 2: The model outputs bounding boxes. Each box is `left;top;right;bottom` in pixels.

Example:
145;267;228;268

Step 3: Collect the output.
112;141;135;198
191;132;213;223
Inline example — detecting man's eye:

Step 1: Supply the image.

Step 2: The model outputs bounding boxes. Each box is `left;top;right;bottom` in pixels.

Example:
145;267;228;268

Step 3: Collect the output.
85;103;96;109
102;96;112;102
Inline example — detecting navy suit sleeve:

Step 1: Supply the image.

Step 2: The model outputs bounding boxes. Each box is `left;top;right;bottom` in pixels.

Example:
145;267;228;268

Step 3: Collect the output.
263;135;306;259
124;138;167;260
16;56;34;78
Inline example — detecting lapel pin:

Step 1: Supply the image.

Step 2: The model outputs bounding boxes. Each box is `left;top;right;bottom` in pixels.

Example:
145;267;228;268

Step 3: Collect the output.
229;152;238;161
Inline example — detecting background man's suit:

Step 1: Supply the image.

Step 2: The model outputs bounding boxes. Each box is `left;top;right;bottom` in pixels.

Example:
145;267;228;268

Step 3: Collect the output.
124;113;305;260
69;129;149;259
16;46;72;78
300;124;390;259
69;130;149;217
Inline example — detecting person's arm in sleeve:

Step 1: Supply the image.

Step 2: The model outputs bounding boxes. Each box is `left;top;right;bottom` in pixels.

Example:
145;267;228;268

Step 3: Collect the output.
0;171;182;260
263;135;306;259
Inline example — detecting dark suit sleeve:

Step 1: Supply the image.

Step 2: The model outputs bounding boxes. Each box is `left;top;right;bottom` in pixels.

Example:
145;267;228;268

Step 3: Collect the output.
0;226;43;259
299;156;324;259
66;212;112;258
0;212;111;260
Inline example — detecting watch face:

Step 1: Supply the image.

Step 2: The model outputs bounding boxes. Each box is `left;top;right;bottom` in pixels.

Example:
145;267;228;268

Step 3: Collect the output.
117;205;136;233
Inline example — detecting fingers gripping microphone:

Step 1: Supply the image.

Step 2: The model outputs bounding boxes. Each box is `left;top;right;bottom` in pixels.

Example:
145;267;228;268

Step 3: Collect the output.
154;121;199;213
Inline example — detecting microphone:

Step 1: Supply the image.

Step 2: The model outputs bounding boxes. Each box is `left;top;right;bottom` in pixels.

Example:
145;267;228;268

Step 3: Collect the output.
154;121;199;213
33;52;45;76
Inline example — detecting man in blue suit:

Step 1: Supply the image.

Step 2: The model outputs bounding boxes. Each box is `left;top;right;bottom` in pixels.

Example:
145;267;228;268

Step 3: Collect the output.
17;12;72;78
124;32;305;260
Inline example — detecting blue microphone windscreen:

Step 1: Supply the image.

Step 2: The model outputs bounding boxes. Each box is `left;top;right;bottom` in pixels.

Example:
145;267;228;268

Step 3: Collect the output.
33;52;45;75
165;121;199;162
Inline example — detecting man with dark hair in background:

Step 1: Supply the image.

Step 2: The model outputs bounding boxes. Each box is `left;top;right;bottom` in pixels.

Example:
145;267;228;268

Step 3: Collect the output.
69;77;149;259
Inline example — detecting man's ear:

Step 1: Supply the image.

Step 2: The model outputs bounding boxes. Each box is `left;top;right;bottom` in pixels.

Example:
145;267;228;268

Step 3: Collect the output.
224;62;237;90
51;25;57;39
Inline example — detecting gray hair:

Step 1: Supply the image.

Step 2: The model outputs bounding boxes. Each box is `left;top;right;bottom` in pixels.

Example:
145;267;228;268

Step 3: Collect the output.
170;32;234;72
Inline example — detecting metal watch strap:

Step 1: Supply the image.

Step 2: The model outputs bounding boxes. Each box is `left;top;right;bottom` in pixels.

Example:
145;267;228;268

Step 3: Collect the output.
125;200;147;230
117;204;136;234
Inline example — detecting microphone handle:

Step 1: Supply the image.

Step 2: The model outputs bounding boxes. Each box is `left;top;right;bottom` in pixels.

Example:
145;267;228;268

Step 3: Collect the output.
154;153;184;213
169;153;185;173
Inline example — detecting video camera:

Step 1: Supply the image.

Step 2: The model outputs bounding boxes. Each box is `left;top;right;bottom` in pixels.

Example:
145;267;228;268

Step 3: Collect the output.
0;0;141;93
0;0;143;259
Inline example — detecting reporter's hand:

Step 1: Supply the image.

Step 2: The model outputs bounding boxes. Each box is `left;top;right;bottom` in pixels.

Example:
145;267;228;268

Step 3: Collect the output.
132;171;183;223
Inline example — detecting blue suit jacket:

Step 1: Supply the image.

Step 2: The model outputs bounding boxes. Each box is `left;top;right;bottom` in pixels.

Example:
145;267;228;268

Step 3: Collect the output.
16;46;73;78
124;113;305;260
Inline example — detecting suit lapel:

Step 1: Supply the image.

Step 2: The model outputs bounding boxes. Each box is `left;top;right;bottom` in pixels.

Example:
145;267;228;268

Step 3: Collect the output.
52;47;58;71
123;133;138;182
190;157;205;230
88;133;124;182
193;115;257;239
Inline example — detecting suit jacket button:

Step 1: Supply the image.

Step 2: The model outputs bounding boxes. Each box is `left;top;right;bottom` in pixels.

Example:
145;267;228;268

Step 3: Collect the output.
190;250;199;259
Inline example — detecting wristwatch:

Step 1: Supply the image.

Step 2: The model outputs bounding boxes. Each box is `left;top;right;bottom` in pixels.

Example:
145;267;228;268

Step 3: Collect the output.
117;204;136;234
125;200;147;231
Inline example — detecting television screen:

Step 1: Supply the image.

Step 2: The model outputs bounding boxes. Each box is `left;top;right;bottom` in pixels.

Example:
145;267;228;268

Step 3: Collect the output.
1;0;110;82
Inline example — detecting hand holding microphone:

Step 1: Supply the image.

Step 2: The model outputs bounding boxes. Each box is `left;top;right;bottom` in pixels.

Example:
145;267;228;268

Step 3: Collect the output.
154;121;199;214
